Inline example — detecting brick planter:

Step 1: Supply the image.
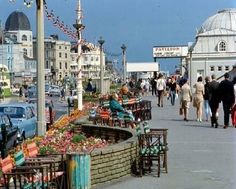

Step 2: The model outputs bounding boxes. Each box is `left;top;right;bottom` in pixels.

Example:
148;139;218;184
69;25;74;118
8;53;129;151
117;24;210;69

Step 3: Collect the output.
75;123;138;188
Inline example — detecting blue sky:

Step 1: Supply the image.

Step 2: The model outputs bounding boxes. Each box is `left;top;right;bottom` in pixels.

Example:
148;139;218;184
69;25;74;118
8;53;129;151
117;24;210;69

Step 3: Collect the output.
0;0;235;72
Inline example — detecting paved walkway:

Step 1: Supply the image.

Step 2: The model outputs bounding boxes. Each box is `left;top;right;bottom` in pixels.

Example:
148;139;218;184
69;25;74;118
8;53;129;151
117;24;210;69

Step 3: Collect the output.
98;95;236;189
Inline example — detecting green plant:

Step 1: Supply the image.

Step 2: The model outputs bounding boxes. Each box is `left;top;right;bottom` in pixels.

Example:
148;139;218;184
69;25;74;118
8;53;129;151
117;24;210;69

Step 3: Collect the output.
72;134;86;143
39;145;57;155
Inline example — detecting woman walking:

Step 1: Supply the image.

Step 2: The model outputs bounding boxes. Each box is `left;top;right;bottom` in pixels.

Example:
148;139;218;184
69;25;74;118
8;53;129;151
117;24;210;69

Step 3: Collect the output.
193;76;205;122
179;78;192;121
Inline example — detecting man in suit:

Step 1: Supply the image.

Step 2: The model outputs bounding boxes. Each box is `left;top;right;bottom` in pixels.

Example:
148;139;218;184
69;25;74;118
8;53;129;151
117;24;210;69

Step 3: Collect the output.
208;74;220;128
218;73;235;129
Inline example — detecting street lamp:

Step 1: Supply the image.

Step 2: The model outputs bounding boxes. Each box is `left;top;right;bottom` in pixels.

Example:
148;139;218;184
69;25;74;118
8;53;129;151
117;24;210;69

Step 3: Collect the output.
121;44;127;83
98;36;105;95
73;0;85;111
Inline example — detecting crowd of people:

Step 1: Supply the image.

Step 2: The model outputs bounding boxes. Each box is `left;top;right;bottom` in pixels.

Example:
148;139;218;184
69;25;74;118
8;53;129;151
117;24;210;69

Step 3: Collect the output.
175;73;235;129
127;71;236;129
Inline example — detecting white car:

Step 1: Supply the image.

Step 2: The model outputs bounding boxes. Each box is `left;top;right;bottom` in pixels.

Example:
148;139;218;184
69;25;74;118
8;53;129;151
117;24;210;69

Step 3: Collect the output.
48;85;61;96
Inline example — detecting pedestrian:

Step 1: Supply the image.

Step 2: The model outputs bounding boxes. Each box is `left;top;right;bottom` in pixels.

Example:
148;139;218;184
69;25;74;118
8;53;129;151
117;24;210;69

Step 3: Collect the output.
204;76;211;121
218;73;235;129
155;73;166;107
192;76;204;122
0;86;3;101
60;87;65;101
169;76;177;106
86;78;93;95
231;77;236;127
208;74;220;128
179;78;192;121
151;72;157;96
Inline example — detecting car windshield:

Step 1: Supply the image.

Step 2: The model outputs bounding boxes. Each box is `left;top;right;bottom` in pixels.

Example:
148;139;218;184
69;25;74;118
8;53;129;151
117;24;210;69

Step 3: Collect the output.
0;107;26;119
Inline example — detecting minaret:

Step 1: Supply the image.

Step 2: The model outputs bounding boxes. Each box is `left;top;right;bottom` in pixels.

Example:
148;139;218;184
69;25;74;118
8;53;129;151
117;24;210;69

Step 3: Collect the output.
73;0;85;110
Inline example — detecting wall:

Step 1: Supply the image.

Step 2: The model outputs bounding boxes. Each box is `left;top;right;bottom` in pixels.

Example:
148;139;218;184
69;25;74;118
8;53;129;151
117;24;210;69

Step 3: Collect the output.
79;124;138;188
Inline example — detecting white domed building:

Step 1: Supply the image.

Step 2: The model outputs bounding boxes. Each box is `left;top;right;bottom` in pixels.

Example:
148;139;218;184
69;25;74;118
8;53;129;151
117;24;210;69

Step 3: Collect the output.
0;11;36;84
187;8;236;86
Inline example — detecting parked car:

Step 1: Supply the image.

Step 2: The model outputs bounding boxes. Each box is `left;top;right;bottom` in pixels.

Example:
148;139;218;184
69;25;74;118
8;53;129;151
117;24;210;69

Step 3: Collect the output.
49;85;61;96
0;103;37;140
0;113;19;158
45;83;50;96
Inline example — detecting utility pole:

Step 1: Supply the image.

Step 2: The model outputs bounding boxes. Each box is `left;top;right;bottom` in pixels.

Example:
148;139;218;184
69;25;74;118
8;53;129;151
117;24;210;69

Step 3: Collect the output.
73;0;85;110
36;0;46;136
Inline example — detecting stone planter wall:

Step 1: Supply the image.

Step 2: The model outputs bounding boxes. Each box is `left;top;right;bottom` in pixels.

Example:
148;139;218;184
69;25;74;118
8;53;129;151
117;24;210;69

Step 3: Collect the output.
78;124;138;188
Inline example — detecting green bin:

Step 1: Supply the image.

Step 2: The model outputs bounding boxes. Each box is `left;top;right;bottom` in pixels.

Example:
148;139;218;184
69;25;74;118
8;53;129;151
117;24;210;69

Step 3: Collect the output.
67;153;91;189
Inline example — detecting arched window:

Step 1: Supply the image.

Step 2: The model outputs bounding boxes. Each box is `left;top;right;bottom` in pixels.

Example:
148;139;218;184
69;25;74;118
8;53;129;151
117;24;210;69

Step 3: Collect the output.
23;48;27;56
22;35;27;41
218;41;226;52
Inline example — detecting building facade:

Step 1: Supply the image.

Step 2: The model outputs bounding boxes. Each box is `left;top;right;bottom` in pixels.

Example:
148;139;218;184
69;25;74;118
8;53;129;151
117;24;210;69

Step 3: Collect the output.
185;9;236;87
0;11;36;84
33;35;72;84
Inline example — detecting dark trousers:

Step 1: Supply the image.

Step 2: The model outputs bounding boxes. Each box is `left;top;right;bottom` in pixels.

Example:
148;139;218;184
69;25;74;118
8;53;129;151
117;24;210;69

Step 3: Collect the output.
152;86;157;96
223;102;231;126
209;101;219;126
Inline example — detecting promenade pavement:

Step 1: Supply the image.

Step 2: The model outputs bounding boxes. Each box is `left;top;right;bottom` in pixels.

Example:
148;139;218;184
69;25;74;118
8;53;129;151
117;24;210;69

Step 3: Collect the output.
98;95;236;189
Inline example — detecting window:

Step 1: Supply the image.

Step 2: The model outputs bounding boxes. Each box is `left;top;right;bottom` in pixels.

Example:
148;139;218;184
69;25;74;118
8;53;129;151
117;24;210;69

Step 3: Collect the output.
65;46;67;50
225;66;229;71
85;57;88;61
65;53;67;58
218;66;222;71
22;35;27;41
96;57;99;61
210;66;214;71
91;57;94;61
59;46;61;49
218;41;226;52
23;48;27;56
12;35;17;42
59;62;62;69
46;61;49;69
59;52;62;58
65;62;68;69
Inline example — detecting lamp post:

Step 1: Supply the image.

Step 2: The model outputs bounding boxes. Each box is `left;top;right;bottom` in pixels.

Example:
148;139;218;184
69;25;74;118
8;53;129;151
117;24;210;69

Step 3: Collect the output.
98;37;105;95
121;44;127;83
73;0;84;111
36;0;46;136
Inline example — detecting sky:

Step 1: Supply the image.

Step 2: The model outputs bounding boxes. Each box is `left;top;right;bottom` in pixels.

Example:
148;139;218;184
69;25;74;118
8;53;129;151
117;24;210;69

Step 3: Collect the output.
0;0;235;73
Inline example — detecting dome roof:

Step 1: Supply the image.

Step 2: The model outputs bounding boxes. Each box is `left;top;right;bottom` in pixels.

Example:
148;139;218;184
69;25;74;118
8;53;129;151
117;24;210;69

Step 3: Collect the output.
198;9;236;34
5;11;31;31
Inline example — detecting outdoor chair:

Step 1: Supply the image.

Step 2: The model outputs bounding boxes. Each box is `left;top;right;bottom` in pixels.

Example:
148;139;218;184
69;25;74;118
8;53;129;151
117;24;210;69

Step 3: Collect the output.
138;132;161;177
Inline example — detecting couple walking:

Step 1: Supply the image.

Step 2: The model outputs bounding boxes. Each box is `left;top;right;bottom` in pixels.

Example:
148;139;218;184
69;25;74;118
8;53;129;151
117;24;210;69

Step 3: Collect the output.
179;76;204;122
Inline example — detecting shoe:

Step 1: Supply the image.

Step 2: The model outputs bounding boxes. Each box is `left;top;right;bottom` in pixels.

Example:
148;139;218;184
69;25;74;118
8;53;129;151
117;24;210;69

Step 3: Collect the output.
199;119;202;122
215;122;218;128
223;125;228;129
184;118;188;122
157;104;160;107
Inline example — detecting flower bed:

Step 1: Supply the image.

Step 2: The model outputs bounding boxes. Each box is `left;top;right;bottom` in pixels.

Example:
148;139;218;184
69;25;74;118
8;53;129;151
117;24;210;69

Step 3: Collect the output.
0;104;108;172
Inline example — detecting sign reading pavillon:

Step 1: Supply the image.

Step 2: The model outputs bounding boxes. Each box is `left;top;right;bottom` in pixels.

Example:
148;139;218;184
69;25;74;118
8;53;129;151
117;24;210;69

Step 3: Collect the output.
153;46;188;58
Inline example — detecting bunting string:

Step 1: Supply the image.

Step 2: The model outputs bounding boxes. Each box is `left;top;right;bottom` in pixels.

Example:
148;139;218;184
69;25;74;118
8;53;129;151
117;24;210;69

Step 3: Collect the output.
44;1;78;40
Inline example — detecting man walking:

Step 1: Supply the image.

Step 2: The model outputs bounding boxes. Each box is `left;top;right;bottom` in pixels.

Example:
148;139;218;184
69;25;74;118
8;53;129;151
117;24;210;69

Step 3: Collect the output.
208;74;220;128
218;73;235;129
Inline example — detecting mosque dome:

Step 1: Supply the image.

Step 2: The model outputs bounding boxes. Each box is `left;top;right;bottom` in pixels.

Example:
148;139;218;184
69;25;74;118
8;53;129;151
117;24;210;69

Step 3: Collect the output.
198;9;236;34
5;11;31;31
